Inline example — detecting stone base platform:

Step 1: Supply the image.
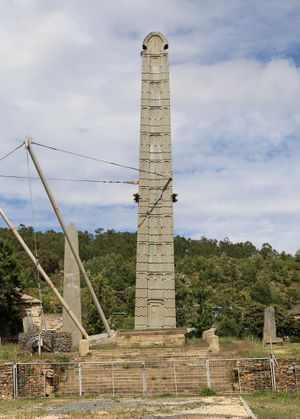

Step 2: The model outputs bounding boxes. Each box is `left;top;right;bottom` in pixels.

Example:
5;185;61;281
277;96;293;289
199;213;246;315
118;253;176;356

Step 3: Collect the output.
93;328;187;348
263;337;283;345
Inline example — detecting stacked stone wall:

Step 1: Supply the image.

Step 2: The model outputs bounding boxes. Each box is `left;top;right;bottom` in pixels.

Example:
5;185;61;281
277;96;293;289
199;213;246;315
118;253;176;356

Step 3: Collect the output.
16;363;65;397
273;359;300;391
0;357;299;398
16;364;46;397
0;363;13;398
19;331;71;352
237;359;272;391
237;358;300;391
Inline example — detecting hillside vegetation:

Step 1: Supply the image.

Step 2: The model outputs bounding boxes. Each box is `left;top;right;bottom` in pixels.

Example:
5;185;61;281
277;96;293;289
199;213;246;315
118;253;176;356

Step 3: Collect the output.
1;226;300;338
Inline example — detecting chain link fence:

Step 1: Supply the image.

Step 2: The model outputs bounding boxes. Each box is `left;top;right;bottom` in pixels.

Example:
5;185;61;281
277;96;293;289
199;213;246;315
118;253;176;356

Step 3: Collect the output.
8;356;291;398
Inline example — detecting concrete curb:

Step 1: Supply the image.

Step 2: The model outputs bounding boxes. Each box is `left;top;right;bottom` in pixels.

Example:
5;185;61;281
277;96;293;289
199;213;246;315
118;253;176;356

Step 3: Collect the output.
239;396;258;419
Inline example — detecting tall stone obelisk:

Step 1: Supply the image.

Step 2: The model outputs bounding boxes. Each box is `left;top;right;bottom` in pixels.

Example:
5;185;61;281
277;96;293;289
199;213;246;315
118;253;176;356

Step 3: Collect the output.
135;32;176;329
62;223;82;347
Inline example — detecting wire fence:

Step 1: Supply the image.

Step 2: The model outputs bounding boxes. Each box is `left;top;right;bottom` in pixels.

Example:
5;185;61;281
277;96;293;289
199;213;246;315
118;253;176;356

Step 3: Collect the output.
4;356;298;398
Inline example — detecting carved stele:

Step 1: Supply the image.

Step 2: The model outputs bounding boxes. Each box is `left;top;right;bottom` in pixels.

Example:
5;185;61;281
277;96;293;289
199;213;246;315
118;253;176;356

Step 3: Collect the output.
263;306;283;344
62;223;82;347
135;32;176;329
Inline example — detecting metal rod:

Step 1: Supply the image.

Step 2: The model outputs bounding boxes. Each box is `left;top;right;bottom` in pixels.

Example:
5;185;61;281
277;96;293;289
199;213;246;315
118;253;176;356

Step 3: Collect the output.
205;359;211;389
112;362;115;396
237;360;242;393
0;207;89;340
78;363;83;396
12;364;18;398
173;361;178;396
25;136;112;336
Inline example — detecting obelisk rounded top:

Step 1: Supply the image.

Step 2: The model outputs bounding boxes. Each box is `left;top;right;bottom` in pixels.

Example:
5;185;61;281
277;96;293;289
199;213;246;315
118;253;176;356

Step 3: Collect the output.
142;32;168;53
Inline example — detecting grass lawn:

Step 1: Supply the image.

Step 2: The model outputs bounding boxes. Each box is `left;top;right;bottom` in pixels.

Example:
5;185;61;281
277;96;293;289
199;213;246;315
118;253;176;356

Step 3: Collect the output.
0;397;58;418
0;343;19;362
244;391;300;419
219;337;300;359
0;343;73;364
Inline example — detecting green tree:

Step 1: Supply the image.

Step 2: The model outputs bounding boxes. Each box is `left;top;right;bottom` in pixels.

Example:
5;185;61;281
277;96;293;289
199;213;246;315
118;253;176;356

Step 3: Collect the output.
260;243;277;259
85;254;135;291
175;274;193;327
81;273;116;335
240;302;264;337
217;316;240;337
250;279;272;304
0;238;22;336
189;276;213;335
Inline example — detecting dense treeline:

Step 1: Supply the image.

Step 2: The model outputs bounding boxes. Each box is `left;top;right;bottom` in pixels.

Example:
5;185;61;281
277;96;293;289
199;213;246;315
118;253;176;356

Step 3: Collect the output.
0;226;300;338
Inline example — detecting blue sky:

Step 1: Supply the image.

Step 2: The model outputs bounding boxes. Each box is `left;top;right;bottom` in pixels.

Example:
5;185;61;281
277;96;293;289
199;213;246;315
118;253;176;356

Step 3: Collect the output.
1;0;300;253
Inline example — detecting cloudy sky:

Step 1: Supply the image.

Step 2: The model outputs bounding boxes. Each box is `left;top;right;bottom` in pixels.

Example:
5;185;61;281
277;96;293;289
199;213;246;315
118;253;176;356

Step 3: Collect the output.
1;0;300;253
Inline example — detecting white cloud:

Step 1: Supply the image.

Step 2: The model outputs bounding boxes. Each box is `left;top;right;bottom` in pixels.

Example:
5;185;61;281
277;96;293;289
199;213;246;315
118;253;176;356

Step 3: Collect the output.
1;0;300;253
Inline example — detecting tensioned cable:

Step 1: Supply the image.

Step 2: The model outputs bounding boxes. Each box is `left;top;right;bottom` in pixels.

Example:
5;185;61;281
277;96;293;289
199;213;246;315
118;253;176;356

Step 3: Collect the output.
0;142;24;163
32;141;166;178
0;174;138;184
25;148;46;331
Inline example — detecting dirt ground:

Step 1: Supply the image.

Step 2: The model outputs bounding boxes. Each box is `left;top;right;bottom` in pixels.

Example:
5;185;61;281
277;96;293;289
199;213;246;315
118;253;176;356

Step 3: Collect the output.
0;396;256;418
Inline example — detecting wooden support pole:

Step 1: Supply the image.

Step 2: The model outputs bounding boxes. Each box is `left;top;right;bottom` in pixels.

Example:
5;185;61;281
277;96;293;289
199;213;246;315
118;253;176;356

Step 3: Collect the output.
24;136;112;336
0;207;89;340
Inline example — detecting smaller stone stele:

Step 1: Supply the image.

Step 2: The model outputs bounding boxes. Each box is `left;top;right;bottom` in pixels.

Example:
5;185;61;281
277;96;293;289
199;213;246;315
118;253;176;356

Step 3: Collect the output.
62;223;82;349
202;327;220;353
208;335;220;353
202;327;216;342
263;306;283;345
78;339;90;356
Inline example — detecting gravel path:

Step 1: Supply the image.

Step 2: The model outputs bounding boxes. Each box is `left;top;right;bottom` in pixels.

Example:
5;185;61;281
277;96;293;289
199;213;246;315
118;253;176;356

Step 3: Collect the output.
41;396;255;418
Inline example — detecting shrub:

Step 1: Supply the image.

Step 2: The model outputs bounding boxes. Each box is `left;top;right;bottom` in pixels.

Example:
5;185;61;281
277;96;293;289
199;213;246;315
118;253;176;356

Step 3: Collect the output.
199;387;217;396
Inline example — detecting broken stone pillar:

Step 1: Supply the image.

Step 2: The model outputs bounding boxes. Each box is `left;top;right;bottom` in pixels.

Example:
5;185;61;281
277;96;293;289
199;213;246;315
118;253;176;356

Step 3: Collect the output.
263;306;283;344
208;335;220;353
202;327;216;342
62;223;82;348
135;32;176;329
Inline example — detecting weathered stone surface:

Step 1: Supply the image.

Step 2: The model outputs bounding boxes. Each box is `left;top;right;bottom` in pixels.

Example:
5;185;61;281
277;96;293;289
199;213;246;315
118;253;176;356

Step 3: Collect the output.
114;328;186;347
202;327;216;342
19;294;43;330
78;339;90;356
208;335;220;353
135;32;176;329
202;327;220;353
62;223;82;348
22;315;34;333
263;306;283;344
235;358;300;392
0;364;13;398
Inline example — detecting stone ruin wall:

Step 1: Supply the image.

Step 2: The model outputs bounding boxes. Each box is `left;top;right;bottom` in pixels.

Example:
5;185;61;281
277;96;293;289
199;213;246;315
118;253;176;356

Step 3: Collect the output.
0;363;13;398
18;331;72;353
0;358;299;398
236;358;300;392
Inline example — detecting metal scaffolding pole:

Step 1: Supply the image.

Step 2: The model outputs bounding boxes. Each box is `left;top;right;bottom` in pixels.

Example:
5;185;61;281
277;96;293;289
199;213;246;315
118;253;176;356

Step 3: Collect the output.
0;207;89;340
24;137;112;336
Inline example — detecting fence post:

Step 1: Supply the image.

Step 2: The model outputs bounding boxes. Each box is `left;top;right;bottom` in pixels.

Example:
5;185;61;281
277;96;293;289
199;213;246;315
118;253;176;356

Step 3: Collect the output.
111;363;115;396
236;360;242;393
12;363;18;398
173;362;178;396
205;360;211;389
142;362;147;396
78;363;82;397
269;355;277;390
